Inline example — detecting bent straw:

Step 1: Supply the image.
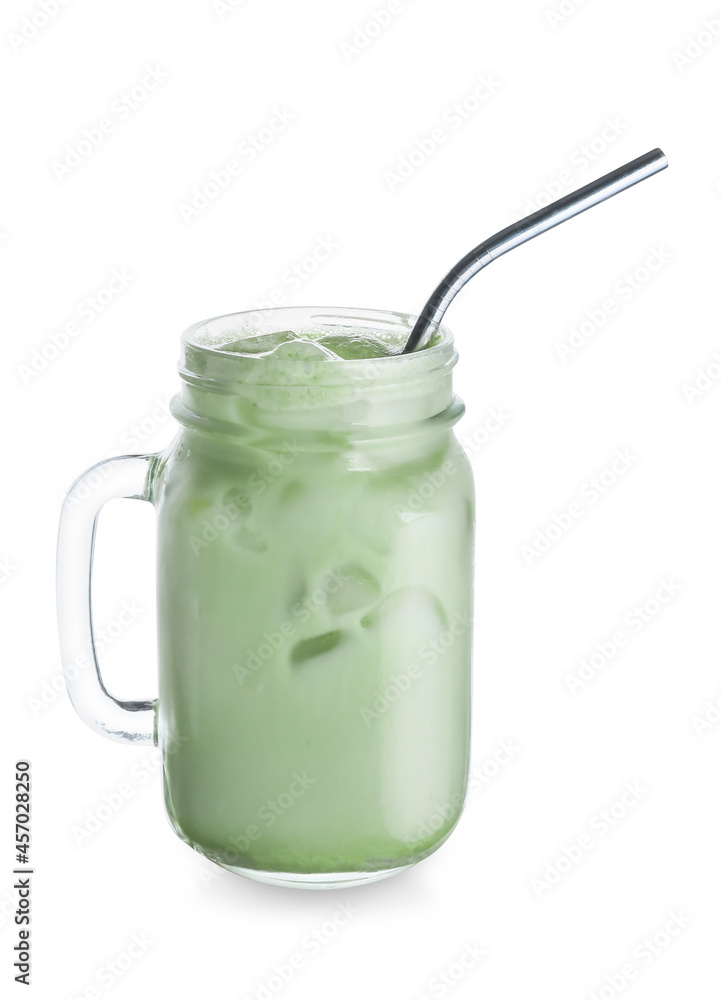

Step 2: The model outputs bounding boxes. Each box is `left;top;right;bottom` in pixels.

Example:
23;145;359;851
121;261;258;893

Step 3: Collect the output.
402;148;668;353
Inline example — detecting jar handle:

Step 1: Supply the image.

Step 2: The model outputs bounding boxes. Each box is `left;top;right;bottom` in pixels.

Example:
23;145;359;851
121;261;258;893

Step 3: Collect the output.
56;455;159;745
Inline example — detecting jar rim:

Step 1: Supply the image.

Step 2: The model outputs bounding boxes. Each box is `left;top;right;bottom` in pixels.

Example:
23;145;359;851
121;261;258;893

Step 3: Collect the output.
179;306;457;389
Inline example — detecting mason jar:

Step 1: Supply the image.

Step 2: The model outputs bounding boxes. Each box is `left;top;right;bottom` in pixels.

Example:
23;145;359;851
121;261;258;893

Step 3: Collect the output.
57;306;475;888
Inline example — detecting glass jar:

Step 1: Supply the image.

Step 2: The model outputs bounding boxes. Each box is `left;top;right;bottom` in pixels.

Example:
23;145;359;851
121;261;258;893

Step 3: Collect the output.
57;306;475;888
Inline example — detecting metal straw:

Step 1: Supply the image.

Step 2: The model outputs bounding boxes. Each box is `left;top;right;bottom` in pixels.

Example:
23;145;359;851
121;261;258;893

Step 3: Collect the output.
402;147;668;353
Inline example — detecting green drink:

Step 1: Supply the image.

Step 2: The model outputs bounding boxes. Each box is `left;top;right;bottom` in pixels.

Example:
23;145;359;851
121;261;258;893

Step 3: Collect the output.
58;307;474;888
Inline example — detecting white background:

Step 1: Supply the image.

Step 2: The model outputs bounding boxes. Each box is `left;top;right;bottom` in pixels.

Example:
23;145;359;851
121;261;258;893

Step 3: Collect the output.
3;0;721;997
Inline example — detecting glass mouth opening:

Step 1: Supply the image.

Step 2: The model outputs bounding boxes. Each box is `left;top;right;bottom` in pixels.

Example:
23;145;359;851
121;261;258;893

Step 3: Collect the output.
179;306;457;390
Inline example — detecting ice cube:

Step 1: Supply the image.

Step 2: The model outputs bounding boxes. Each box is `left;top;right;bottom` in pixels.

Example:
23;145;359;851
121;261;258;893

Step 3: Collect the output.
222;331;296;356
270;338;339;361
291;630;344;665
315;334;394;360
361;585;448;635
233;525;267;553
327;563;381;614
394;512;466;602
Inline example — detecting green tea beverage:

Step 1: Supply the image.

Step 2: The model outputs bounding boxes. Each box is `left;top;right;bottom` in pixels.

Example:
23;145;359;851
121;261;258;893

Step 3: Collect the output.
58;307;474;888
